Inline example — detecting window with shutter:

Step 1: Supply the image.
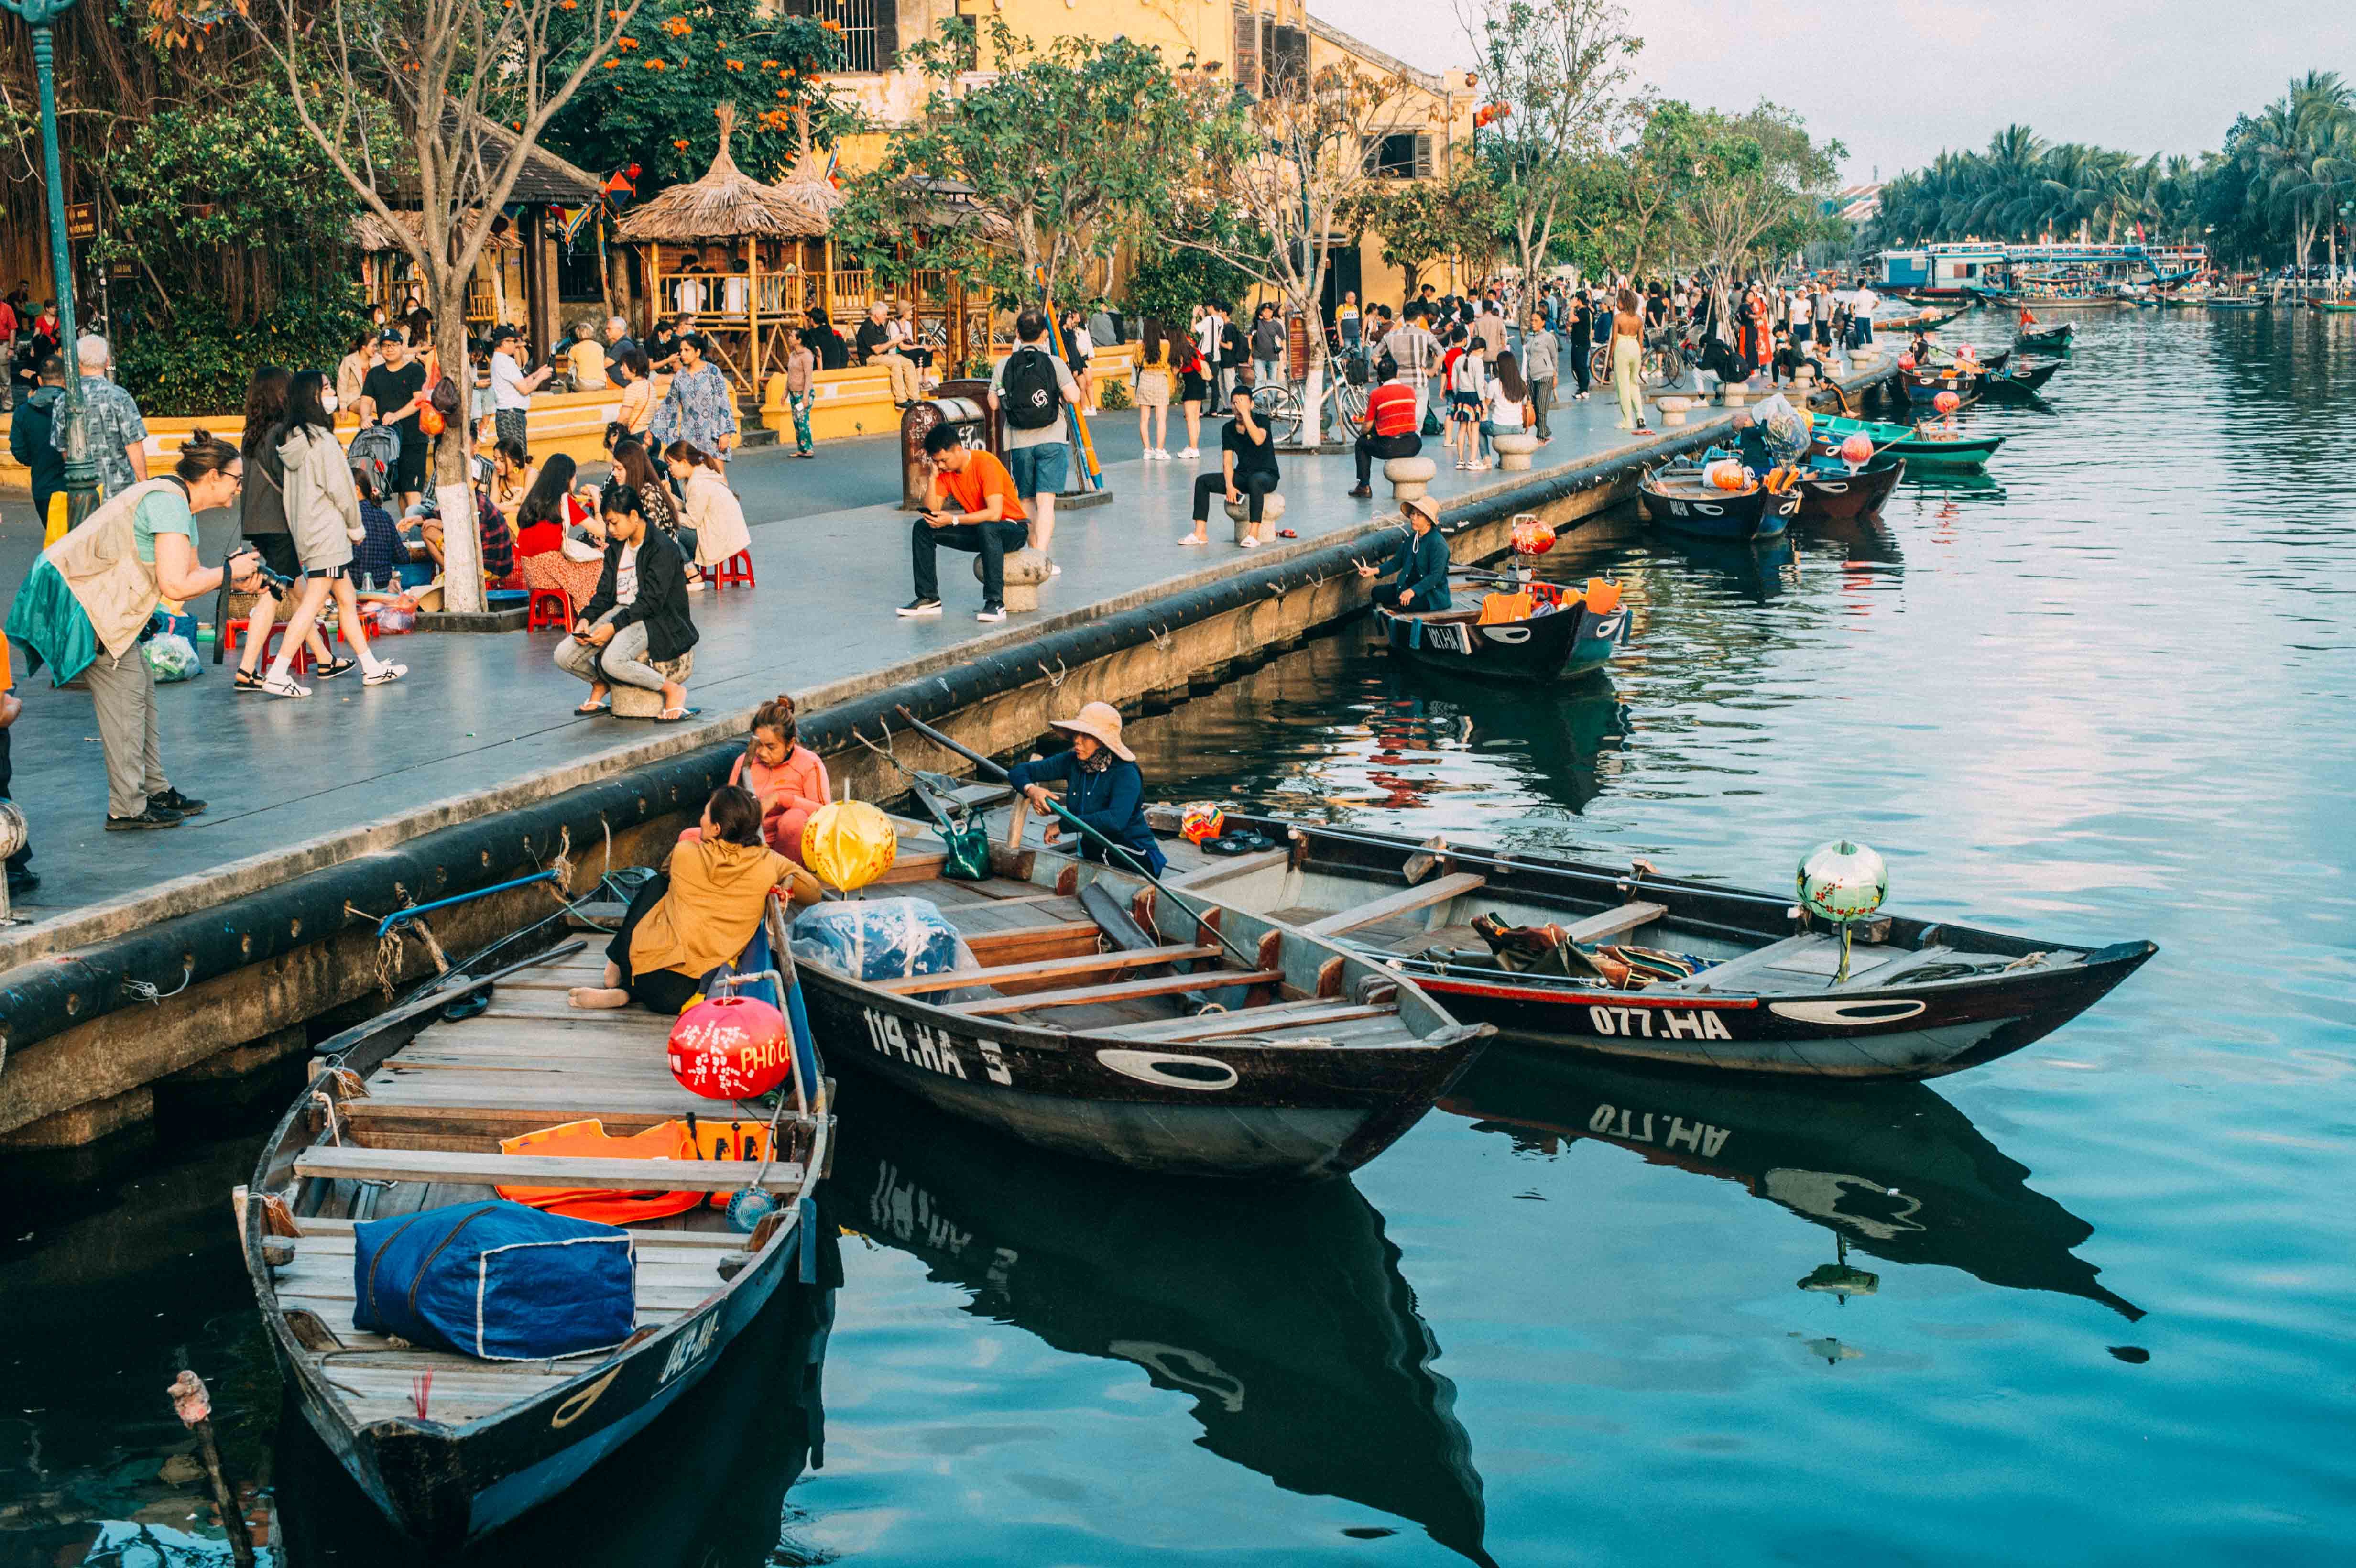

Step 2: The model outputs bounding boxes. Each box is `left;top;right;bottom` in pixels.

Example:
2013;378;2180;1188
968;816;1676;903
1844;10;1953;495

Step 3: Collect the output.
1414;134;1434;179
1233;7;1259;97
787;0;894;73
1268;25;1308;99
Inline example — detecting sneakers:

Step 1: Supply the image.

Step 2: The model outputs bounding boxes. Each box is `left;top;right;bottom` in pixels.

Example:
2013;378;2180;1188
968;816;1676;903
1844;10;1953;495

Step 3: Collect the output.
686;578;705;592
1047;561;1061;577
1178;446;1200;459
261;674;310;699
1348;484;1374;499
107;806;183;831
362;662;408;686
149;787;207;817
976;601;1006;623
896;598;944;617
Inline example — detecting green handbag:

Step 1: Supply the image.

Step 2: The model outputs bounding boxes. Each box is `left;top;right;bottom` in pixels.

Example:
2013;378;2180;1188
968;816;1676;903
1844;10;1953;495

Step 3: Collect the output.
940;816;992;881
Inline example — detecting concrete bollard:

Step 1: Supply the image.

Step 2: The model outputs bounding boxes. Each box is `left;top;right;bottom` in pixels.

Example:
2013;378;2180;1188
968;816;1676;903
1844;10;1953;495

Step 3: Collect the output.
977;546;1053;611
1490;432;1540;471
1224;491;1287;543
611;684;667;719
1384;456;1438;503
1658;396;1692;427
1721;386;1749;408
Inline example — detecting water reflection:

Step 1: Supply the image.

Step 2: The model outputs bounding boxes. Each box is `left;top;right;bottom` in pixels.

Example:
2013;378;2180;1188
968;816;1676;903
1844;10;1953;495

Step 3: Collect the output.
1441;1046;2141;1320
832;1082;1493;1566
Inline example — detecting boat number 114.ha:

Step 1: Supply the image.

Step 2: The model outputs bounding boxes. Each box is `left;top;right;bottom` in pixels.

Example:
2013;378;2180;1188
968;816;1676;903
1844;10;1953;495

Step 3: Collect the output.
862;1006;1015;1086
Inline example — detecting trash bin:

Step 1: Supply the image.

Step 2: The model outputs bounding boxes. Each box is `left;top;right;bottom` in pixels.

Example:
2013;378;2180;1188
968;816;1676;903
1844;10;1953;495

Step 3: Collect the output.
899;379;999;511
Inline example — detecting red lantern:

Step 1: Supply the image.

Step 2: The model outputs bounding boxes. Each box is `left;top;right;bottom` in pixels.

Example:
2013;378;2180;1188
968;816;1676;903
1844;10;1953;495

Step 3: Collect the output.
1897;352;1916;370
1511;518;1556;555
668;994;794;1100
1933;391;1960;414
1839;433;1873;464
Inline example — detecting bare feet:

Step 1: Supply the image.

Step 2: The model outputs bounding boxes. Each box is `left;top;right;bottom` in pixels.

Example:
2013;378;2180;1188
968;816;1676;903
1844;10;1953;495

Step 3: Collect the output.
568;986;629;1010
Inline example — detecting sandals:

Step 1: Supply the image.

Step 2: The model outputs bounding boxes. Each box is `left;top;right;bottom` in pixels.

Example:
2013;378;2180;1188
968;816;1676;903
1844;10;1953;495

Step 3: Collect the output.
575;698;611;715
655;707;694;723
315;656;357;680
1178;534;1209;547
233;670;265;692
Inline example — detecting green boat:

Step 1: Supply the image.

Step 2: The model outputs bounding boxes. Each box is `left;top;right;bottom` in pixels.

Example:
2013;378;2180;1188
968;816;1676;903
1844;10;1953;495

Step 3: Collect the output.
1811;413;2003;471
2313;300;2356;314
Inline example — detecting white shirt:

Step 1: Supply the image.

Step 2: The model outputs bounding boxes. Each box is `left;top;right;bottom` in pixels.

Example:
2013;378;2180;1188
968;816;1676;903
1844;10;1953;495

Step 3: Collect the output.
1487;382;1526;430
491;352;531;411
1197;314;1222;362
1853;287;1879;316
1790;292;1813;324
613;541;639;606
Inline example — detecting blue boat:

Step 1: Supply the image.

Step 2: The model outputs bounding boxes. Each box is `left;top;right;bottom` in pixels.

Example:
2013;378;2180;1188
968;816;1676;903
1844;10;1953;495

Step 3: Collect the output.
1637;466;1799;541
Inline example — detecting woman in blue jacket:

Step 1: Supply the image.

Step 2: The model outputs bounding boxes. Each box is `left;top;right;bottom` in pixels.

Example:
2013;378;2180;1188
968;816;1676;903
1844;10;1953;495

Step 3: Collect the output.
1361;493;1451;611
1008;701;1167;875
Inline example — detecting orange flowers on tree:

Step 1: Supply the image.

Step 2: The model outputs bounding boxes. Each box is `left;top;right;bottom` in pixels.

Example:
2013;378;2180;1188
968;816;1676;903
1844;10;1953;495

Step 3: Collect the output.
662;15;690;35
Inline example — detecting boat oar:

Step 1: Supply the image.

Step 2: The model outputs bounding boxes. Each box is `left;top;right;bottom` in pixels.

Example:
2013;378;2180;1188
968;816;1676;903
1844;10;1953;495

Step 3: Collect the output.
720;900;820;1234
893;705;1264;970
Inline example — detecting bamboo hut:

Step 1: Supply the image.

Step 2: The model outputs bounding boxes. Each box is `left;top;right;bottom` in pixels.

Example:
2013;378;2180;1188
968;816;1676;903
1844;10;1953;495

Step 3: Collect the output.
615;103;842;395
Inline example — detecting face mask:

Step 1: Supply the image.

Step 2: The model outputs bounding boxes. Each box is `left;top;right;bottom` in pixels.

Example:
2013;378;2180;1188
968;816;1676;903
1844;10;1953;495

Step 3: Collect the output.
321;392;339;414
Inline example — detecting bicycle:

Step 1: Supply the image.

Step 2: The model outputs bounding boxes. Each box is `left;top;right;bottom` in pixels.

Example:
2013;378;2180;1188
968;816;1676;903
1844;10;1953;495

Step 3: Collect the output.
1250;360;1370;444
1589;326;1695;393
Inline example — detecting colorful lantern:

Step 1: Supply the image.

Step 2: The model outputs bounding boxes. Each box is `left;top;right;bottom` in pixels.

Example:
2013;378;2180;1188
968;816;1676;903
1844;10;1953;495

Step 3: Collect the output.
1839;434;1874;465
1897;353;1916;370
1933;391;1961;414
668;994;794;1099
1179;802;1226;845
1511;517;1557;555
802;799;897;892
1704;459;1749;491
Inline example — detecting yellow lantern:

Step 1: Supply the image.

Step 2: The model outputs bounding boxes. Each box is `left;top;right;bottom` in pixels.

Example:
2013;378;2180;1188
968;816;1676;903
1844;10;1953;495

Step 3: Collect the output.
801;800;898;893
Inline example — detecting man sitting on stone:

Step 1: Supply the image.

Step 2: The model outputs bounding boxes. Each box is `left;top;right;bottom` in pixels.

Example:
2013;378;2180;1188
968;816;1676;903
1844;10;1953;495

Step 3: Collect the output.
900;423;1030;624
1349;362;1423;500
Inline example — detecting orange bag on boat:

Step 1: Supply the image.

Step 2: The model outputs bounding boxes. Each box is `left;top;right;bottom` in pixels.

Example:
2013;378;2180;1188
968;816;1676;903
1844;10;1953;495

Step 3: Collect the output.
496;1118;705;1224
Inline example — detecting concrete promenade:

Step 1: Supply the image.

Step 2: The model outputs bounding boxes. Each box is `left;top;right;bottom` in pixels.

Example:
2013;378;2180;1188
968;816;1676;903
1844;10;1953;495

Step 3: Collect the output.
0;349;1894;972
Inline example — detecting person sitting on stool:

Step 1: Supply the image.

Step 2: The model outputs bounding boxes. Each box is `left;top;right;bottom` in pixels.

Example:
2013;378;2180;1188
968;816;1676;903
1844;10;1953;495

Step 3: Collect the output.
556;482;698;721
1349;363;1423;499
1008;701;1166;875
1359;494;1451;611
1181;383;1279;547
900;422;1030;623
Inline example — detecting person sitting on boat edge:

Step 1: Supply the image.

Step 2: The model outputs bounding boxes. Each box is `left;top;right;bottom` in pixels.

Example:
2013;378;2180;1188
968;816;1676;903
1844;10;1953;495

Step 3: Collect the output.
1008;701;1166;875
733;693;830;865
567;785;821;1014
1359;494;1451;612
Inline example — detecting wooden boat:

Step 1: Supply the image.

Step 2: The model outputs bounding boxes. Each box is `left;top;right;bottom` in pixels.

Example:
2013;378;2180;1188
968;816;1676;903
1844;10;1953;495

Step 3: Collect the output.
1796;453;1905;521
240;919;834;1549
795;804;1492;1180
1810;414;2003;470
1162;817;2156;1081
836;1077;1493;1562
2206;295;2268;309
1439;1046;2142;1318
1901;363;1987;403
1985;358;2062;395
2014;322;2073;352
1374;571;1629;683
1636;465;1800;541
2312;299;2356;313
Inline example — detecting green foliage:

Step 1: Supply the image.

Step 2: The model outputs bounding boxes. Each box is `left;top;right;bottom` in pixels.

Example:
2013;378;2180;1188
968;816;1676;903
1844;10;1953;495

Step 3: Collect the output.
835;20;1215;301
1122;220;1262;327
113;289;369;417
1461;0;1644;277
542;0;851;188
1097;376;1133;412
1349;171;1505;292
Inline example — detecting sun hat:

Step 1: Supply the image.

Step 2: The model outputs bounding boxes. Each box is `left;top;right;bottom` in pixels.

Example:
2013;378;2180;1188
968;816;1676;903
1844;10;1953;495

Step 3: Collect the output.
1404;494;1442;527
1048;701;1134;762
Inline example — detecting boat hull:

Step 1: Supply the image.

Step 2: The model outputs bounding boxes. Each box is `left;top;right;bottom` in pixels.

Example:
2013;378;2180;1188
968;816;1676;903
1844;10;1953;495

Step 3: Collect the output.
1902;366;1988;403
1811;416;2000;470
2014;325;2073;351
1638;478;1800;540
1797;456;1905;521
1376;598;1628;682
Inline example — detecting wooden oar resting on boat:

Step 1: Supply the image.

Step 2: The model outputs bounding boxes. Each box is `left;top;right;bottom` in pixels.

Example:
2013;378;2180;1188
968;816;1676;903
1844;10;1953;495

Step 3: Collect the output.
239;903;832;1550
800;713;1492;1179
1151;814;2154;1081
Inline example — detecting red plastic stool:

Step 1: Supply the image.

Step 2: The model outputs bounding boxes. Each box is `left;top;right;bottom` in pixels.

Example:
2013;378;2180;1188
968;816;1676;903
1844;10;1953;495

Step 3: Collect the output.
224;617;332;676
709;549;756;592
526;587;574;630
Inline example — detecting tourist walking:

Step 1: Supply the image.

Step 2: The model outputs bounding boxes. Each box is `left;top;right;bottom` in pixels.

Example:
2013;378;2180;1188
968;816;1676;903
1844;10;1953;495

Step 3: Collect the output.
8;355;66;529
1521;312;1557;440
648;333;738;469
557;482;698;721
1134;319;1175;460
1250;304;1285;391
783;327;817;458
1336;290;1362;368
611;346;656;440
988;310;1080;572
1610;288;1650;434
5;431;260;829
233;365;332;689
1348;363;1423;500
1196;304;1226;405
56;335;148;499
855;300;921;407
902;422;1030;623
1182;384;1279;548
357;329;431;513
1175;328;1209;459
1567;288;1594;400
1379;305;1443;433
264;370;408;696
1218;307;1247;405
1850;281;1878;346
1062;308;1097;413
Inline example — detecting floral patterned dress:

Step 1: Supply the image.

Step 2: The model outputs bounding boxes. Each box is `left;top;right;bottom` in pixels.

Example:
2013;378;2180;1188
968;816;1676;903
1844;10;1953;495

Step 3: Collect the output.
648;363;738;457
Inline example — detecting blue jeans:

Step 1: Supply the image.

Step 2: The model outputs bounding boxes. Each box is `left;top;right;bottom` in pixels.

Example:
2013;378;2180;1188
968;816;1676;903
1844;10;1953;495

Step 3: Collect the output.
1254;357;1283;389
1006;442;1069;500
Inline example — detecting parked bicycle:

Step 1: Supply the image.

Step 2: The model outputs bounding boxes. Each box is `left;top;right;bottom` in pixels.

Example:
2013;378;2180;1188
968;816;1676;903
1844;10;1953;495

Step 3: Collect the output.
1250;360;1369;444
1589;325;1696;393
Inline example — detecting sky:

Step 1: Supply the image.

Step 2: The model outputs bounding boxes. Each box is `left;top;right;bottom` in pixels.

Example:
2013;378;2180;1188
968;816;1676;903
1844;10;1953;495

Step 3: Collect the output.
1312;0;2356;185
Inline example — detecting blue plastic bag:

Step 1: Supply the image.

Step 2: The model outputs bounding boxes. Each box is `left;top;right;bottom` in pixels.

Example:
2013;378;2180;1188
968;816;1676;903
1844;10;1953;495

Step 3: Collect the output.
352;1200;634;1361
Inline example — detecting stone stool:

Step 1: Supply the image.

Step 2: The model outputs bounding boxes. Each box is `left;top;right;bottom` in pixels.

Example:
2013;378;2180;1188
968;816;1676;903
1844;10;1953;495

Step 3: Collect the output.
1224;490;1286;544
1490;431;1540;471
1384;455;1438;503
611;683;668;719
1658;396;1693;427
1720;384;1749;408
976;545;1053;612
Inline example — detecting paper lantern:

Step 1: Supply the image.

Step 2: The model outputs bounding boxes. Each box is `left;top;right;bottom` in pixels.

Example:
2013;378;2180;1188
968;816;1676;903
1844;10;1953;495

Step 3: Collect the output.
802;799;897;892
1839;434;1873;464
1933;391;1961;414
1511;517;1557;555
668;994;794;1100
1897;352;1916;370
1180;802;1226;845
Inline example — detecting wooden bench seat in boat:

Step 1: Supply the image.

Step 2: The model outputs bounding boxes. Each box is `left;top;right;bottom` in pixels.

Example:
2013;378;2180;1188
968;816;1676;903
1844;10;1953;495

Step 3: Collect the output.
947;968;1285;1017
293;1146;806;1192
1302;873;1488;938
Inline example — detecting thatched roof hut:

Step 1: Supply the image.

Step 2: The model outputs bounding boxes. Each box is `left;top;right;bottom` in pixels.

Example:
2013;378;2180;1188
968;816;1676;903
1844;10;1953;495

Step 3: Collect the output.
616;104;835;244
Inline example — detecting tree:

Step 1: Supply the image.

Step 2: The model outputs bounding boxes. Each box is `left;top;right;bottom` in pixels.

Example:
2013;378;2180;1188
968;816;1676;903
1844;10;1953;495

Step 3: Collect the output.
1123;209;1265;329
248;0;645;612
1180;58;1412;444
1683;104;1842;325
1350;168;1503;294
834;20;1210;307
1455;0;1640;286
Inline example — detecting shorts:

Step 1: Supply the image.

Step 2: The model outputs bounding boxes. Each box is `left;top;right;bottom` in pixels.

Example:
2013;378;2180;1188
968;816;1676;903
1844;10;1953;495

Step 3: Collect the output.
247;533;302;581
1180;370;1210;404
389;433;428;494
494;407;529;449
1006;441;1069;500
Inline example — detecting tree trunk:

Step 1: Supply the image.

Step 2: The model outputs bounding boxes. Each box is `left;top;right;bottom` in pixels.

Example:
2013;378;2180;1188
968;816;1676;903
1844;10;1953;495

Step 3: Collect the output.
433;279;484;613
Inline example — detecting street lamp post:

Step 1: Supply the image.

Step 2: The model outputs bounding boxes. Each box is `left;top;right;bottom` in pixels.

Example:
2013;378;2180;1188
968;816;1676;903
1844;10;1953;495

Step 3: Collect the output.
3;0;101;526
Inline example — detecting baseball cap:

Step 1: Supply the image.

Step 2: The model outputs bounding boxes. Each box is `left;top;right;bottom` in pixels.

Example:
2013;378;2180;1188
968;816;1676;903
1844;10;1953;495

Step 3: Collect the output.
377;328;403;344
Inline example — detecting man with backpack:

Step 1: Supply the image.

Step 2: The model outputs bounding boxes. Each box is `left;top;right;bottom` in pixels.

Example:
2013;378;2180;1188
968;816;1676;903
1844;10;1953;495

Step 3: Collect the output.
988;310;1081;574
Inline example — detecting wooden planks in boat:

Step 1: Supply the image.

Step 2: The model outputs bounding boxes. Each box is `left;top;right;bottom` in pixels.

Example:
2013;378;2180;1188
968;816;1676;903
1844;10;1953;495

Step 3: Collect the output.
1564;901;1668;943
294;1146;806;1192
293;1214;750;1248
875;943;1221;997
1172;846;1293;889
1097;1001;1398;1042
1303;873;1487;938
947;968;1284;1017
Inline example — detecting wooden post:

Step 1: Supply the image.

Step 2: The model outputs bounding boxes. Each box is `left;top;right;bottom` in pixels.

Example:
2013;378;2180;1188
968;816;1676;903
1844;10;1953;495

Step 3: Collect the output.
167;1368;255;1567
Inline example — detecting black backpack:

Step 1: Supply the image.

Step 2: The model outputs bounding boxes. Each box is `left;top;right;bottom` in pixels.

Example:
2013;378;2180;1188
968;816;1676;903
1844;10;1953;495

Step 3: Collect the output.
1001;347;1065;431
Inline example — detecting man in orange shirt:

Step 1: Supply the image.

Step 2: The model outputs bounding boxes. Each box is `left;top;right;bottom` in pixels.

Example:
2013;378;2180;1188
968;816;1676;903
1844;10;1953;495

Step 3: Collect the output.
900;422;1031;623
0;636;33;895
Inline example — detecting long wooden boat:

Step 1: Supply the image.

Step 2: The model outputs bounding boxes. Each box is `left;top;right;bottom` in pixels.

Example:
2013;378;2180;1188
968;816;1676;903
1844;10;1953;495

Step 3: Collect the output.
837;1075;1493;1562
795;809;1492;1179
1985;359;2062;395
1160;816;2156;1081
1810;413;2003;470
2311;299;2356;314
1636;466;1799;541
2205;295;2268;310
1796;453;1905;521
2013;323;2074;351
1438;1045;2142;1318
240;917;833;1549
1901;364;1987;403
1374;573;1629;683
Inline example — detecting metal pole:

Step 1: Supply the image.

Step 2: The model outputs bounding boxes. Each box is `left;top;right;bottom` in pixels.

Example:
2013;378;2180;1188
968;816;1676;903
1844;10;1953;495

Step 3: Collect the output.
11;3;102;526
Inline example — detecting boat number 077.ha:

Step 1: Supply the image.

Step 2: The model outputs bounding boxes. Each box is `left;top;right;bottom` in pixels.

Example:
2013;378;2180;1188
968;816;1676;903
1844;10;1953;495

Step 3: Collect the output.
1588;1005;1735;1040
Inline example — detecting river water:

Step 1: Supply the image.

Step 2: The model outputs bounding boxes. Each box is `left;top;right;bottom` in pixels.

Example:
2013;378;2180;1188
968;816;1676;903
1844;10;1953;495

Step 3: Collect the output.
5;310;2353;1565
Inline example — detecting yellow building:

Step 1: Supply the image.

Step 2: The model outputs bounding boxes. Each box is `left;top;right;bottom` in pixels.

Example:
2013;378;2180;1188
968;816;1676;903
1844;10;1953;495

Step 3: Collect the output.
791;0;1482;312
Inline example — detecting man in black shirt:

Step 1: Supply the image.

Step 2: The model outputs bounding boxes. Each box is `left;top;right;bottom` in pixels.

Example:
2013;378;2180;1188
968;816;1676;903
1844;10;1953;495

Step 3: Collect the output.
804;308;850;371
1181;385;1280;547
357;330;431;510
644;317;682;374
